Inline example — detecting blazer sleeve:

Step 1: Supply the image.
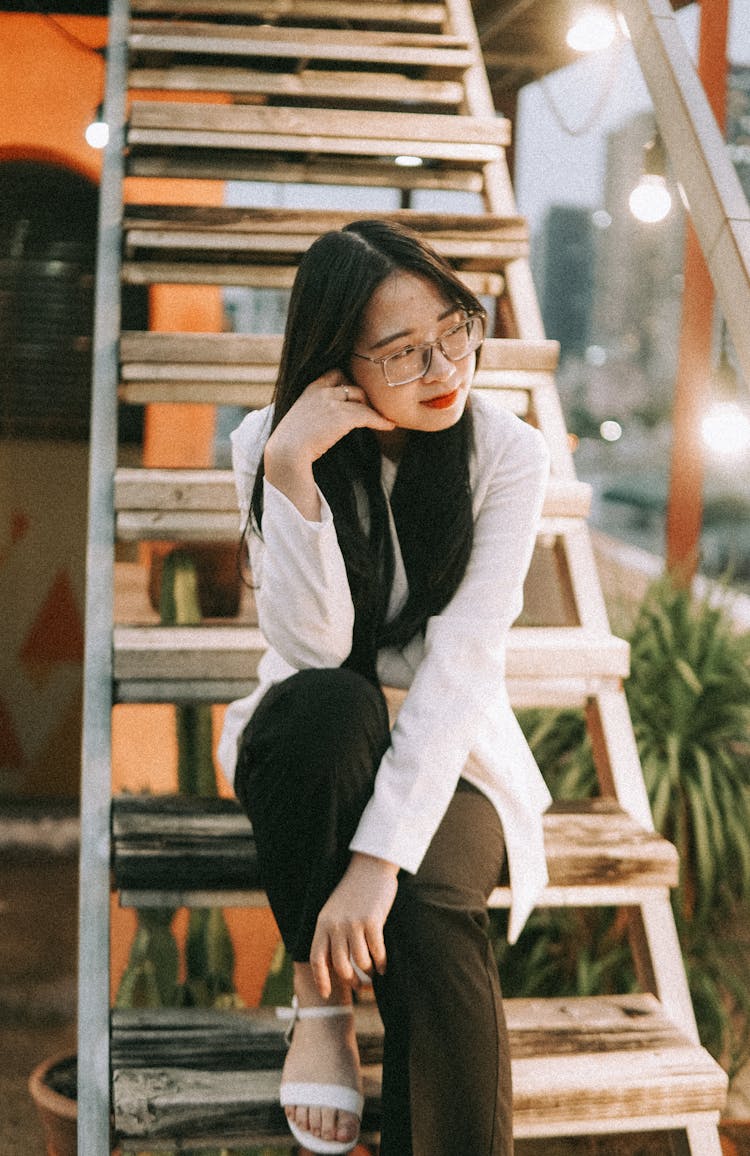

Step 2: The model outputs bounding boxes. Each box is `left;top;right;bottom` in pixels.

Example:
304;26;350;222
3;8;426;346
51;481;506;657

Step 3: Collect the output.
231;410;355;669
349;403;550;872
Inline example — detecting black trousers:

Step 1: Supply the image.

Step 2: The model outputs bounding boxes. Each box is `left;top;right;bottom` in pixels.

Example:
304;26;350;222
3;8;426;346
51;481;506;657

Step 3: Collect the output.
235;667;513;1156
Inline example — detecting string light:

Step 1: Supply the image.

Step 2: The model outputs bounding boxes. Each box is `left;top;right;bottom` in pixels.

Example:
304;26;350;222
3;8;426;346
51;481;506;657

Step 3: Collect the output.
701;323;750;459
566;7;618;53
85;105;109;150
629;135;672;223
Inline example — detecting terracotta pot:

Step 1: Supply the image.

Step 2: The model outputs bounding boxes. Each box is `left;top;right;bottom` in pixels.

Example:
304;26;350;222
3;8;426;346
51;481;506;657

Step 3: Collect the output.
28;1052;77;1156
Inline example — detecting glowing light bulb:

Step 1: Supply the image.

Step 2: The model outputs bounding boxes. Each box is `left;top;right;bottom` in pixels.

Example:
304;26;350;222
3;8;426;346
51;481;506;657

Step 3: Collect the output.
567;8;617;52
629;174;672;223
701;401;750;457
600;419;622;442
85;116;109;149
394;155;423;167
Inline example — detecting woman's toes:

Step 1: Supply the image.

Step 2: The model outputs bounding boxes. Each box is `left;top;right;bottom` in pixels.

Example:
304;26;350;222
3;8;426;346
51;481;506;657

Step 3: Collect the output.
307;1105;322;1136
295;1105;310;1134
336;1111;358;1142
320;1105;338;1140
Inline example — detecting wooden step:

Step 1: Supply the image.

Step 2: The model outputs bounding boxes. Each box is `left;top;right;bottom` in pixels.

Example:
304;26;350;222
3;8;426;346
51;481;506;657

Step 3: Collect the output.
118;333;558;406
128;66;464;114
127;103;507;157
111;794;678;910
114;468;590;542
111;624;630;706
122;206;528;286
128;22;470;71
126;103;509;183
111;995;727;1145
129;0;447;33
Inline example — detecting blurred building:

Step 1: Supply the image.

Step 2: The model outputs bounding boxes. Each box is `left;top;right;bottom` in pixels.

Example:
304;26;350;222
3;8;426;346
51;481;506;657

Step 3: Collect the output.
728;64;750;201
537;204;594;361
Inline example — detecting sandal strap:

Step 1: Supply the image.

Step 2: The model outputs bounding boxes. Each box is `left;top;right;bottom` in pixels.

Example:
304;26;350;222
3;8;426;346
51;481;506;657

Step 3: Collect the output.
277;995;354;1044
280;1081;364;1118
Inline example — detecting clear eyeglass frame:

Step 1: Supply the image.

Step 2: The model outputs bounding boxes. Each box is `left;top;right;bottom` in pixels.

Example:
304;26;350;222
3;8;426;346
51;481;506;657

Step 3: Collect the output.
351;312;485;387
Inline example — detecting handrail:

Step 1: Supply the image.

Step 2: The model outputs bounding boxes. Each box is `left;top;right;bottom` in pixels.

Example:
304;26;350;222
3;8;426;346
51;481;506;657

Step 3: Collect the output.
618;0;750;385
77;0;129;1152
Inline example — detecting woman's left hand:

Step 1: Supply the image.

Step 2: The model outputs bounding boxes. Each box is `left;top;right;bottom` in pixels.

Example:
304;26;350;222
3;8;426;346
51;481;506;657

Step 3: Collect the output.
310;852;399;999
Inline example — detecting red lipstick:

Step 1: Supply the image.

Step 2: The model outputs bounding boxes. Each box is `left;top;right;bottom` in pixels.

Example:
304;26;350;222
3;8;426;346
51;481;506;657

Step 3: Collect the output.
422;389;459;410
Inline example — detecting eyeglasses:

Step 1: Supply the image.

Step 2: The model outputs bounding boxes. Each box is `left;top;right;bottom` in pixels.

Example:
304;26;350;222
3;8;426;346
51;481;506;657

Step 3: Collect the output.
351;313;485;387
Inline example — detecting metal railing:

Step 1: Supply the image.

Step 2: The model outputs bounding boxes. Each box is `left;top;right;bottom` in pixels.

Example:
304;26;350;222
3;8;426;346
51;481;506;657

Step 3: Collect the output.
77;1;129;1151
619;0;750;384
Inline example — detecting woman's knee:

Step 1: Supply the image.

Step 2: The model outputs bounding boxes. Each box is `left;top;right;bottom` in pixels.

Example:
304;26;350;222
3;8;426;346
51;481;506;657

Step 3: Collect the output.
238;666;390;795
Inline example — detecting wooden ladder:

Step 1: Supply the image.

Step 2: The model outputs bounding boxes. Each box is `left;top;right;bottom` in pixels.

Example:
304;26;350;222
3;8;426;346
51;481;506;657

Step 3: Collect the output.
79;0;728;1151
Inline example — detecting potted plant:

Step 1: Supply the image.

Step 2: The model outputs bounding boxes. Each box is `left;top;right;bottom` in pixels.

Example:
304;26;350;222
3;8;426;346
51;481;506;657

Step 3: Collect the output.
493;575;750;1148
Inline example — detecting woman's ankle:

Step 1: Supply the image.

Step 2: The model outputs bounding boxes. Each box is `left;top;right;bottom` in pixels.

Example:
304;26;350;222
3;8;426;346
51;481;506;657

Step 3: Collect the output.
293;961;352;1008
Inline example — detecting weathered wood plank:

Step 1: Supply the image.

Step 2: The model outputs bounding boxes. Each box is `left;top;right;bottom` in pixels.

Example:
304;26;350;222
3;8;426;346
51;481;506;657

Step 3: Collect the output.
127;151;486;190
112;995;727;1143
129;0;447;31
128;23;471;71
111;795;678;898
130;21;464;51
112;624;629;684
119;332;556;369
113;469;591;542
127;103;510;152
111;995;695;1068
121;261;504;298
122;206;529;270
117;334;557;405
117;377;528;409
127;66;463;111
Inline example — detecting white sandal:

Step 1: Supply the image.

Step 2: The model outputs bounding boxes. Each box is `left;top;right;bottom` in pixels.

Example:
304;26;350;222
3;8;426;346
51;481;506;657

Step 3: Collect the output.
278;997;364;1155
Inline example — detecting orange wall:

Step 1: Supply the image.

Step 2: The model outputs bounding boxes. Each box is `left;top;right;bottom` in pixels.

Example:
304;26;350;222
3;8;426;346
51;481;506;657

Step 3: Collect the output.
0;14;107;181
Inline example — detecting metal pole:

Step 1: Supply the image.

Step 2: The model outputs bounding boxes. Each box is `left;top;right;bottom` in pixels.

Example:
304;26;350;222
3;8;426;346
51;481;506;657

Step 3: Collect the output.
77;0;128;1151
664;0;730;584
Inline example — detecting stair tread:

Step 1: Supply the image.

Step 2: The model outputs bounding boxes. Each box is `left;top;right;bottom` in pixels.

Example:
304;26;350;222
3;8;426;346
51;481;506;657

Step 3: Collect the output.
114;469;591;540
123;205;528;269
128;66;464;110
111;994;726;1142
128;0;447;28
120;332;557;369
118;333;558;406
130;20;462;50
128;22;471;71
113;624;629;682
111;794;678;898
129;102;507;142
127;151;488;188
126;102;509;172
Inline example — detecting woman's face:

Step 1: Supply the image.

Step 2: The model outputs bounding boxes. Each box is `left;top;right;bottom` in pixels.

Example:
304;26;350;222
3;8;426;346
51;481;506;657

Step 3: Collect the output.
350;272;476;435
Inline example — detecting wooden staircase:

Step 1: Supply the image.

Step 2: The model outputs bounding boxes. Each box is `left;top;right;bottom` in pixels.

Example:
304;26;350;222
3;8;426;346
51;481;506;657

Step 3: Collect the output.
78;0;729;1151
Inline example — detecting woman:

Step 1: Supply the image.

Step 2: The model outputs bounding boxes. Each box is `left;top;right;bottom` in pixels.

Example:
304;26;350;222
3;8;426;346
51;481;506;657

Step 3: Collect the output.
218;219;552;1155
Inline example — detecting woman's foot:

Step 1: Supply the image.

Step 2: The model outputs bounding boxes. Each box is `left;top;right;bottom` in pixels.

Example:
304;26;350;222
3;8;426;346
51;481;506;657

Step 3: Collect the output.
281;964;363;1149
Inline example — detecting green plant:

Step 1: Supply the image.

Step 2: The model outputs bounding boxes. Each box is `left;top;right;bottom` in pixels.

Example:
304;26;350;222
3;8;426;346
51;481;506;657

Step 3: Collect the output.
498;576;750;1075
116;550;237;1012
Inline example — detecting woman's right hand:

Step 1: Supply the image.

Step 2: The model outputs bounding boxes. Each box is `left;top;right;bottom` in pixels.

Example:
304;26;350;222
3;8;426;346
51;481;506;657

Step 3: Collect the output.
264;370;396;521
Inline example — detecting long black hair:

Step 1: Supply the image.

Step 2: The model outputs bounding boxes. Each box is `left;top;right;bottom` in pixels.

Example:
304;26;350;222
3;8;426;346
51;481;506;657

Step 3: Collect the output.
250;219;482;677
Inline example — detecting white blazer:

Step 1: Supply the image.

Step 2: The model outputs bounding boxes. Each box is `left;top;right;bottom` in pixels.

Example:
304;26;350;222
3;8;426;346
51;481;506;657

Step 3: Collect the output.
218;390;552;943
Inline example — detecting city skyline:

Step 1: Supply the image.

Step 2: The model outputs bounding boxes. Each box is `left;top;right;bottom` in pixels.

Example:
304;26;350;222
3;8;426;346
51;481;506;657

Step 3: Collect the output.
515;2;750;232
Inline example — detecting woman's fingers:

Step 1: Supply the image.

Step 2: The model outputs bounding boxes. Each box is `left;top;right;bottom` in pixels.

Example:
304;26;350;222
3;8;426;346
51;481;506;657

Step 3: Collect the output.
364;921;387;976
329;929;356;986
309;930;333;1000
